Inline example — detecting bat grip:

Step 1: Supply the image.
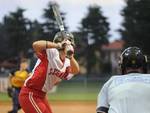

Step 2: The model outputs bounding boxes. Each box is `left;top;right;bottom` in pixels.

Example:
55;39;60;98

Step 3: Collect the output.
60;25;65;31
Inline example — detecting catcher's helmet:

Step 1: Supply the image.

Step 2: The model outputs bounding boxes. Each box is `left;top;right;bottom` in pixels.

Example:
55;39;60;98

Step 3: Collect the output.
53;31;75;46
119;47;148;74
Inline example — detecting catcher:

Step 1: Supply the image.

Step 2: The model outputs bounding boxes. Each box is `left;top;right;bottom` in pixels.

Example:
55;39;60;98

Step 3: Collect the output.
96;47;150;113
8;58;29;113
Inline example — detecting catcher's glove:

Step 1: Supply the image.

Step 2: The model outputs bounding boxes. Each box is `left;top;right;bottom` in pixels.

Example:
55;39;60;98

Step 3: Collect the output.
7;87;13;98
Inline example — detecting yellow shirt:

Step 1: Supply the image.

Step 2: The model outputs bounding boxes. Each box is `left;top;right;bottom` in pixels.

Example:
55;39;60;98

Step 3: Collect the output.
11;70;29;88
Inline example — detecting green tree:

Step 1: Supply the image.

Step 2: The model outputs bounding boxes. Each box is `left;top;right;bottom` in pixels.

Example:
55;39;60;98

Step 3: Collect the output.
1;8;30;59
79;5;110;74
42;2;67;41
27;20;44;45
0;23;10;60
120;0;150;55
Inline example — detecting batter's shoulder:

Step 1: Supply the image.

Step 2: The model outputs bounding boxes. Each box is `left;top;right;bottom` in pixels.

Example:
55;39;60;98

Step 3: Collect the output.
46;48;59;57
47;48;58;54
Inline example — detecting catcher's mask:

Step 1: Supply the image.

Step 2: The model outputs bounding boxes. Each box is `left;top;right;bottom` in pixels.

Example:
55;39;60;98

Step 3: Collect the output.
119;47;148;74
53;31;75;46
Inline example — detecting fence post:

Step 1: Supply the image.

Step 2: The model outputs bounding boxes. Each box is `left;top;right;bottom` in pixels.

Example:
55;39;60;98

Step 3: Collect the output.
0;77;8;93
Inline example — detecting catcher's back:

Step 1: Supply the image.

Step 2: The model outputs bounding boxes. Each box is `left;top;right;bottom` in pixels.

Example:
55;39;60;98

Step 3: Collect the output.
107;73;150;113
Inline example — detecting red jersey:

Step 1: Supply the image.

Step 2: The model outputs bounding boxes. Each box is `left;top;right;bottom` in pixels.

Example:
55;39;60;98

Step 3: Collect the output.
24;48;73;93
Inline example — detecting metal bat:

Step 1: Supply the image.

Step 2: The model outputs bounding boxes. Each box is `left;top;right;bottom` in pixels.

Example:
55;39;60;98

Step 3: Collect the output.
52;3;65;32
52;3;74;58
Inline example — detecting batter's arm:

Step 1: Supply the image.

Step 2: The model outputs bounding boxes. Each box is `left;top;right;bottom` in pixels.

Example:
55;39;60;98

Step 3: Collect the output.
32;40;61;53
70;56;80;75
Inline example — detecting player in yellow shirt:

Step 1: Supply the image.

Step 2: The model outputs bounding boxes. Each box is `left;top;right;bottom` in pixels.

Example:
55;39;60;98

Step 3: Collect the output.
8;59;29;113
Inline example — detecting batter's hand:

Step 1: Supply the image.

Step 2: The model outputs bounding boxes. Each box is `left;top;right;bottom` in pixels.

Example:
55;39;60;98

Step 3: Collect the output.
57;39;71;49
57;40;74;59
65;44;74;59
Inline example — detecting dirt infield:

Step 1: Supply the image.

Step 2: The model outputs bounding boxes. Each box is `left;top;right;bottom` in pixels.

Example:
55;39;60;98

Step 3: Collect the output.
0;101;96;113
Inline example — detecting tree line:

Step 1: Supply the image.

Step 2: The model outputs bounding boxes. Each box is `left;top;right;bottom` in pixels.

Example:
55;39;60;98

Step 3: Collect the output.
0;0;150;74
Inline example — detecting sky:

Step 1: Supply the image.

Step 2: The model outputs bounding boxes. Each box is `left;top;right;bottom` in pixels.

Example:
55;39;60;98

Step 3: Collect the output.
0;0;126;42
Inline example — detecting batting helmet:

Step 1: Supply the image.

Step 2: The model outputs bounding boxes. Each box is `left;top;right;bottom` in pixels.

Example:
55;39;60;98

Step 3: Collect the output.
119;47;148;74
53;31;75;46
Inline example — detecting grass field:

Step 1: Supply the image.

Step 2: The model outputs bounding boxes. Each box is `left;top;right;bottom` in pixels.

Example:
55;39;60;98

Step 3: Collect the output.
48;81;102;101
0;80;104;113
0;80;102;102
